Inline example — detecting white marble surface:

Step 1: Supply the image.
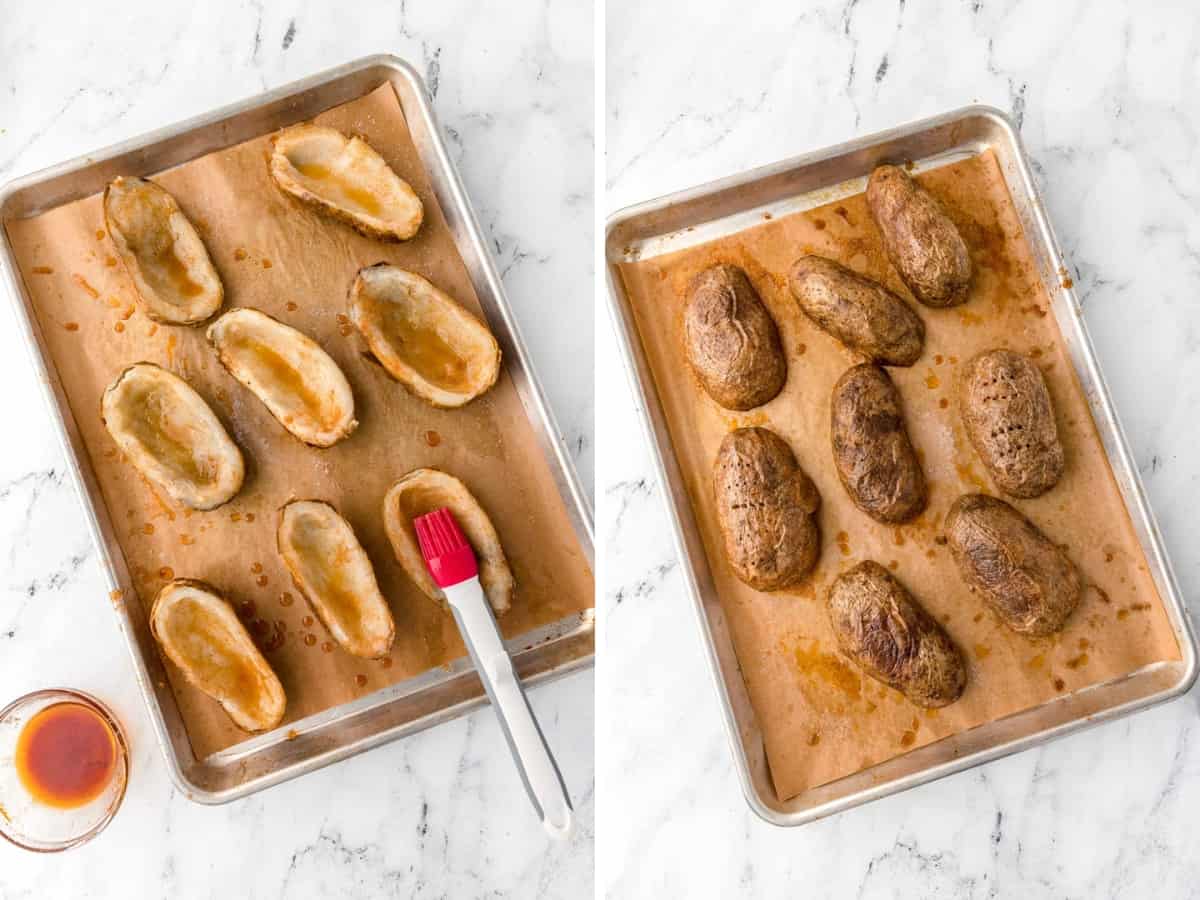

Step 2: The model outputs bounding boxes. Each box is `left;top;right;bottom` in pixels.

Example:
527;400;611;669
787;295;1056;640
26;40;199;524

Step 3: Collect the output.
601;1;1200;896
0;2;592;897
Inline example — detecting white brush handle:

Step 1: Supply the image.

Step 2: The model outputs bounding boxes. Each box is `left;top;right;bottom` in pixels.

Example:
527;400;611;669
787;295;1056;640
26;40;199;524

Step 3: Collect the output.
443;578;573;840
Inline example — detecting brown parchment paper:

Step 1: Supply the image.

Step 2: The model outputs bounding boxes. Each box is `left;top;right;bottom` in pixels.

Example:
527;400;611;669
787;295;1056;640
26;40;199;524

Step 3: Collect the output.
6;83;593;759
618;150;1179;802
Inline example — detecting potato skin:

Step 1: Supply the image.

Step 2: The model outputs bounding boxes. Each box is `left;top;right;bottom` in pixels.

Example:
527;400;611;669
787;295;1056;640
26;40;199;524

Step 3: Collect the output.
827;561;966;708
866;165;972;308
830;364;927;523
684;265;787;410
714;427;820;590
959;349;1064;499
946;493;1081;636
788;255;925;366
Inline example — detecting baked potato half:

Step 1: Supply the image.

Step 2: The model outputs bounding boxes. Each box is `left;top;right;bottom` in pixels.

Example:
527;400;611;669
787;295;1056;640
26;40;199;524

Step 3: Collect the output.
101;363;244;510
277;500;395;659
828;561;966;708
208;308;357;448
830;364;926;524
151;579;286;733
714;427;821;590
270;124;423;241
348;264;500;409
103;176;223;324
788;254;924;366
946;493;1081;636
382;468;514;615
959;349;1064;498
866;165;972;308
684;265;787;410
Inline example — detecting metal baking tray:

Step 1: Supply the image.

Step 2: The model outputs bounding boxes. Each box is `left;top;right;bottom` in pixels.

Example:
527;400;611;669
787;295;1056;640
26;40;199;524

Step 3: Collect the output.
605;105;1196;826
0;55;594;803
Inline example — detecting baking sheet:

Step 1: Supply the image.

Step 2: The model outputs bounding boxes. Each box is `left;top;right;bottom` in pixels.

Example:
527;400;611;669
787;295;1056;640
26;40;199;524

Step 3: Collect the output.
617;149;1179;801
5;83;593;760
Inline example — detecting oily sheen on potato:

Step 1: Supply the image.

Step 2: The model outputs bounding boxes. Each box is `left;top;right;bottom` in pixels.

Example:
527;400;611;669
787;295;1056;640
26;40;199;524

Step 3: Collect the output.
827;561;966;708
684;265;787;410
382;468;514;615
830;364;927;523
103;176;223;324
101;363;244;510
959;349;1064;498
713;427;821;591
866;165;972;308
788;255;925;366
277;500;395;659
270;124;423;241
208;308;357;448
150;579;286;733
348;264;501;408
946;493;1082;636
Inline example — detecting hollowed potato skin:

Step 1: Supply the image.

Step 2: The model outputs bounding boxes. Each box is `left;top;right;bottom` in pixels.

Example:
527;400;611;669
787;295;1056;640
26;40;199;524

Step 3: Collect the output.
827;561;966;708
830;364;927;524
866;165;972;308
788;255;924;366
713;427;821;591
684;265;787;410
959;349;1064;498
946;493;1082;636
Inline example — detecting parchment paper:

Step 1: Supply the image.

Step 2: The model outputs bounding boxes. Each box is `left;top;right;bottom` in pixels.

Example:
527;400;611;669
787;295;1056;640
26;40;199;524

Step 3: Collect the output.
618;150;1179;801
6;83;593;759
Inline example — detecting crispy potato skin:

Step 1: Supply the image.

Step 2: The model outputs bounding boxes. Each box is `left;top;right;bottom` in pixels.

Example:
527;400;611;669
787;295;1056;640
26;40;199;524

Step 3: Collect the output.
828;561;966;708
788;255;924;366
713;427;821;590
103;176;224;324
684;265;787;410
946;493;1081;636
101;362;244;511
150;578;286;732
268;126;423;242
348;263;500;409
866;165;972;308
959;349;1064;498
830;364;927;523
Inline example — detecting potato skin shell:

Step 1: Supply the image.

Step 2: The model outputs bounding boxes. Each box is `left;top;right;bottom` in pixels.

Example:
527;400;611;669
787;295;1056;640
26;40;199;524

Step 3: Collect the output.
946;493;1081;636
959;349;1064;498
866;165;972;308
830;364;927;524
788;255;925;366
828;560;966;708
684;265;787;410
714;427;820;590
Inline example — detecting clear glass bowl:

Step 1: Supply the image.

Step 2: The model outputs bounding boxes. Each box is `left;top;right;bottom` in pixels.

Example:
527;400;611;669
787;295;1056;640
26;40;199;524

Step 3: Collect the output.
0;689;129;852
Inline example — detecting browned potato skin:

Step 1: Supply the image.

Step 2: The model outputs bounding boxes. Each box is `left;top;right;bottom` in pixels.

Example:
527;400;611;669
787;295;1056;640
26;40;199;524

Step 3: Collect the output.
946;493;1082;636
684;265;787;410
831;364;927;523
866;165;972;308
828;561;966;708
788;255;925;366
959;349;1064;498
714;427;820;590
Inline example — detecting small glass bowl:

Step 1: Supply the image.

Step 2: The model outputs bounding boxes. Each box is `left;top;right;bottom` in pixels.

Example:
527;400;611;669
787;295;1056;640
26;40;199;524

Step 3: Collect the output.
0;689;129;852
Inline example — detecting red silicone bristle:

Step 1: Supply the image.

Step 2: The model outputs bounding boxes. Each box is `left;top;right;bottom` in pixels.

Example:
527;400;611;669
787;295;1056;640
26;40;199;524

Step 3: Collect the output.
414;507;478;588
414;507;468;561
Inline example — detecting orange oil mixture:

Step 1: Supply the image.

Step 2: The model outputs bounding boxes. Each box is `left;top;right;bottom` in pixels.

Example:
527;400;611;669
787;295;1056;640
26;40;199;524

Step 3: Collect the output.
15;703;117;809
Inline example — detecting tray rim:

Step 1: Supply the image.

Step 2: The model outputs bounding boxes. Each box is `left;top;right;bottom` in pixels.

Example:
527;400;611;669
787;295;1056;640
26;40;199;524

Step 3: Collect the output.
0;53;594;804
604;102;1198;827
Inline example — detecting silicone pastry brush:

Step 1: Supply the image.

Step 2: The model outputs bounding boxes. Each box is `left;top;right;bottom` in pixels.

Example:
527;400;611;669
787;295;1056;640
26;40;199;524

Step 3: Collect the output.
414;507;573;839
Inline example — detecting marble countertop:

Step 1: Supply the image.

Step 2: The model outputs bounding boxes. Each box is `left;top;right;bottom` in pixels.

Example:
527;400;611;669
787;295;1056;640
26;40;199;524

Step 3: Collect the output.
602;1;1200;896
0;2;593;897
